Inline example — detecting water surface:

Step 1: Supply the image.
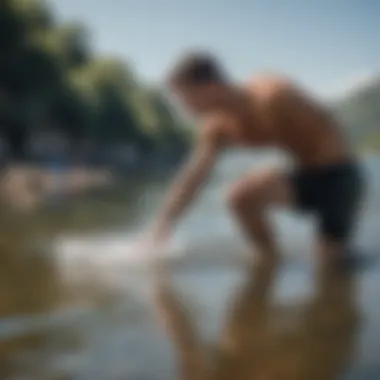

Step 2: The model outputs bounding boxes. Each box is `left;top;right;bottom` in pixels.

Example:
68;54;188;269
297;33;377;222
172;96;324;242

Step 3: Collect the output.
0;152;379;379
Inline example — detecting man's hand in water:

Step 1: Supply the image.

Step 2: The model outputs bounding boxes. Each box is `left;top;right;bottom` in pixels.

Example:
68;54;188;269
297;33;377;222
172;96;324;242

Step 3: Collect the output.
151;120;223;245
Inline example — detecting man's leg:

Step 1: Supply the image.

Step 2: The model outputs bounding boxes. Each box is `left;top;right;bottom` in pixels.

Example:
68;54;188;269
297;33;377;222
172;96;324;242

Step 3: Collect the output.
316;162;364;270
317;204;362;270
316;238;345;269
227;167;295;261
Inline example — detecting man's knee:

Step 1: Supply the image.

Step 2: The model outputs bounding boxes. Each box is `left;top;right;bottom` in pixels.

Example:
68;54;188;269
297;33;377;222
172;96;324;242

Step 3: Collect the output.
227;176;267;211
227;169;289;212
227;183;248;211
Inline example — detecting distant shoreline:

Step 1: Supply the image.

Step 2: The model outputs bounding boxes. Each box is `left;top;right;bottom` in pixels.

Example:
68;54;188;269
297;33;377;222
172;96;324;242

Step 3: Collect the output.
1;152;378;213
0;164;115;212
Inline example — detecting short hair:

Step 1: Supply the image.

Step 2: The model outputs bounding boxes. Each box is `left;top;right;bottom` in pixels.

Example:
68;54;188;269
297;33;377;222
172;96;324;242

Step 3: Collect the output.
167;51;227;87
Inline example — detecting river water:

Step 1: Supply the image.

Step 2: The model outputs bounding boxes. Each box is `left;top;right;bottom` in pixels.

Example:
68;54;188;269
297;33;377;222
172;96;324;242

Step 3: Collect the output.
0;151;380;380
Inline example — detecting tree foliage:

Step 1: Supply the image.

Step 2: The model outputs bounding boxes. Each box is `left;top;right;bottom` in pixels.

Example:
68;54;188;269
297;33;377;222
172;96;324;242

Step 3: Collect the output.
0;0;189;159
334;77;380;151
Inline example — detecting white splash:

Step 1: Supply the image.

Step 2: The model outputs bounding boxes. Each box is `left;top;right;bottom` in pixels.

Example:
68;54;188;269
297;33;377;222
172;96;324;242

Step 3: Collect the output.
52;232;187;286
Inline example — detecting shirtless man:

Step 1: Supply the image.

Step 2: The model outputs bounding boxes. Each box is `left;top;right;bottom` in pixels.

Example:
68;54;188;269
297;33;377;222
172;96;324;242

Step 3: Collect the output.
149;52;363;265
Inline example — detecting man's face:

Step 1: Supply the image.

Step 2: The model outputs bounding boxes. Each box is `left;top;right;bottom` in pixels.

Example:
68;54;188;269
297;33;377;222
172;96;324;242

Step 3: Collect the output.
171;83;222;117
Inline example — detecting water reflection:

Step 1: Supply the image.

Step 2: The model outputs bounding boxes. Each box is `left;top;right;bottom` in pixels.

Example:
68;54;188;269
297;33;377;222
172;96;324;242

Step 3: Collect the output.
0;155;378;379
154;261;360;380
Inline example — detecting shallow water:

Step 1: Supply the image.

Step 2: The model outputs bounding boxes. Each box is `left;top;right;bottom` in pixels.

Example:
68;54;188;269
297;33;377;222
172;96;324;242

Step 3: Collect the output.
0;152;380;379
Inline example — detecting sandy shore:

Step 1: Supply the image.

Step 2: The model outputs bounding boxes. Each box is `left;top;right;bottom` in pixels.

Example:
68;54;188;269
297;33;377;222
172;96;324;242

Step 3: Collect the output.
0;164;114;211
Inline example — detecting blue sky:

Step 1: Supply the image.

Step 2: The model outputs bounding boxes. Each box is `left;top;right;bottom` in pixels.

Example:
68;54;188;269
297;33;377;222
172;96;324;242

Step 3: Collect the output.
50;0;379;98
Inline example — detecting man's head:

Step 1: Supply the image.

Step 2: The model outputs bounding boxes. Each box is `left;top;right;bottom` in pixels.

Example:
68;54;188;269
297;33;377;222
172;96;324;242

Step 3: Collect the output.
167;52;231;116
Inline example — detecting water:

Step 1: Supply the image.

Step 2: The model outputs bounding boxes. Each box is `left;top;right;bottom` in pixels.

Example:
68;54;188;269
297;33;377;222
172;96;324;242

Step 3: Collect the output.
1;152;380;379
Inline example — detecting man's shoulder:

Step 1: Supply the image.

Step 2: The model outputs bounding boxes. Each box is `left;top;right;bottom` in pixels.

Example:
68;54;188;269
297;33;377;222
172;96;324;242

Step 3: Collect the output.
246;73;298;99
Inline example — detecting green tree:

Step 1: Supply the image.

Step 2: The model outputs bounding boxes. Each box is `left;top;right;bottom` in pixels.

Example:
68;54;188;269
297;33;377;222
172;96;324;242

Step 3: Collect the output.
0;0;189;162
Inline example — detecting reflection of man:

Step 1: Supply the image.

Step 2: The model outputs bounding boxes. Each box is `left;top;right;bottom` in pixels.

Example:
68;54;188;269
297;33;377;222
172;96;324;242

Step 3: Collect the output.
154;262;359;380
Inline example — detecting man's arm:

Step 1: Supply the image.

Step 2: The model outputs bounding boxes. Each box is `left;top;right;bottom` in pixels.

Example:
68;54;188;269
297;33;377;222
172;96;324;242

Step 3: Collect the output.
152;122;223;240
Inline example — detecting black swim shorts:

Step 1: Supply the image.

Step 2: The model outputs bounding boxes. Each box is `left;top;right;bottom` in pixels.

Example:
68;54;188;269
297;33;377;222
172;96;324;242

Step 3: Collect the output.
289;160;364;242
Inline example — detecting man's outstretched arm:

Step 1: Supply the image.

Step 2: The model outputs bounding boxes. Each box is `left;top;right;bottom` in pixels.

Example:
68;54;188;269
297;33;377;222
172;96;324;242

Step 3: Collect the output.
152;123;223;241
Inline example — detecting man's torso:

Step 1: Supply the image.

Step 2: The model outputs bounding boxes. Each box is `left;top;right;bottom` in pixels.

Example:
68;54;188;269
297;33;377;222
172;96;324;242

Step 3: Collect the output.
210;75;352;167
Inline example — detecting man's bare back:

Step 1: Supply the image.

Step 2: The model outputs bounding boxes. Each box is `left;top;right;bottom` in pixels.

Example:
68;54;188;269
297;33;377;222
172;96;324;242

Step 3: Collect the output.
204;75;350;167
150;52;363;267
